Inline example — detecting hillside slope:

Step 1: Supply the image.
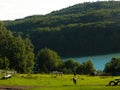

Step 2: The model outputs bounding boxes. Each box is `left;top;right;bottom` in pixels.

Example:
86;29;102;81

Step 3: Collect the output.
5;1;120;57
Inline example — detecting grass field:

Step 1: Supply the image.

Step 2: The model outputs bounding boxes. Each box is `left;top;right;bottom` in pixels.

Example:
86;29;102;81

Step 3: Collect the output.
0;74;120;90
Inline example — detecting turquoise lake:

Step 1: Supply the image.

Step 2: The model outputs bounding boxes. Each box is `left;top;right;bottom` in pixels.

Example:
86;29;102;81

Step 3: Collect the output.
62;53;120;70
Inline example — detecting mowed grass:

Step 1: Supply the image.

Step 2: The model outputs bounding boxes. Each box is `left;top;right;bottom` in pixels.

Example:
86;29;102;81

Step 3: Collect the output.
0;74;120;90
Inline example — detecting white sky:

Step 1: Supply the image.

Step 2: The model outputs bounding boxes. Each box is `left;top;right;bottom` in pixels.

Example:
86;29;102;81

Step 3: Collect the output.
0;0;110;20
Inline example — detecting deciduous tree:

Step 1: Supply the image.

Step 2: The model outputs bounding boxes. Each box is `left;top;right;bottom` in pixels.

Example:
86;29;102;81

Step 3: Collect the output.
36;48;60;73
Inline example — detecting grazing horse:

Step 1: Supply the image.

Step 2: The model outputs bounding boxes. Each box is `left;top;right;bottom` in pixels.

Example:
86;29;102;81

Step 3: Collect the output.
73;77;77;85
58;72;63;76
52;71;63;77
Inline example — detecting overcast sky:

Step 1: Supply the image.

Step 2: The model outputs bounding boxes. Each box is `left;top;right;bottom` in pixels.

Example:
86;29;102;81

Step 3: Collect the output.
0;0;110;20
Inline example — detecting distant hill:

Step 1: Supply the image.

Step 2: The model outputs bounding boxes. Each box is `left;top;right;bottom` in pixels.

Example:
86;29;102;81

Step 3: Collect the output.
4;1;120;57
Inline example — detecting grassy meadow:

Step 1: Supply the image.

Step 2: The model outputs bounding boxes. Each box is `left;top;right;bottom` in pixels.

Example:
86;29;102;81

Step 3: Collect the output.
0;74;120;90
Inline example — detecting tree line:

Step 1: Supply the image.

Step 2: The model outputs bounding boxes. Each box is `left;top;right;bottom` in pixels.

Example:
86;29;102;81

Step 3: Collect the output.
1;22;120;75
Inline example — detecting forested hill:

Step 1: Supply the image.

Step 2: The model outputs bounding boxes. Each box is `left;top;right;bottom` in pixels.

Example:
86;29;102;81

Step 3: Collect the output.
4;1;120;57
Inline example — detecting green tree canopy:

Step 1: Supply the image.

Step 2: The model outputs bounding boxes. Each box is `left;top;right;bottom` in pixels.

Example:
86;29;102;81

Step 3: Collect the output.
81;60;95;75
0;22;35;73
104;58;120;75
0;57;9;70
63;59;80;73
36;48;61;73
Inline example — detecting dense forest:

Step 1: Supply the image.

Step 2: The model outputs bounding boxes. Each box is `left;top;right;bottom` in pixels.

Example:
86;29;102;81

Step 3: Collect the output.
4;1;120;57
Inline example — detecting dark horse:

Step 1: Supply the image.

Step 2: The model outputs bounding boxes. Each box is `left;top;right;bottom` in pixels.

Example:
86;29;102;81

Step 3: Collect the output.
73;77;77;85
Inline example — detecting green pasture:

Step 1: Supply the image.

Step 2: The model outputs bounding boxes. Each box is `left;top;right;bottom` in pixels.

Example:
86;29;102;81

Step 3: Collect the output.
0;74;120;90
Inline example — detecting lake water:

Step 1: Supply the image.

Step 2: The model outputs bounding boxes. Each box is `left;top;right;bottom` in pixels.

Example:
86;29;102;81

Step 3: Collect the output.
62;53;120;71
